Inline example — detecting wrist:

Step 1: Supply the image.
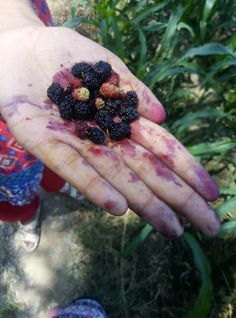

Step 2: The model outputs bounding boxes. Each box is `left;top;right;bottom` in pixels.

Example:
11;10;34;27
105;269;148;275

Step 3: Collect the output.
0;0;44;32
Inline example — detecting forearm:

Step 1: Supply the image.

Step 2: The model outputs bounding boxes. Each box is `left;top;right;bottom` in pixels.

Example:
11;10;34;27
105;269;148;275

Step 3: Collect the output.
0;0;44;31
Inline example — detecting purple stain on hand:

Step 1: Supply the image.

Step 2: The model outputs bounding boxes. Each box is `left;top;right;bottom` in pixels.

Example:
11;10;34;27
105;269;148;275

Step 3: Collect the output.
128;172;140;183
4;95;43;118
46;120;75;134
143;152;182;187
194;165;219;201
53;68;74;88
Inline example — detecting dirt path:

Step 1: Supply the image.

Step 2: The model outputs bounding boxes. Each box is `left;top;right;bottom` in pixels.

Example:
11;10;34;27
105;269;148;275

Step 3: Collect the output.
0;191;85;318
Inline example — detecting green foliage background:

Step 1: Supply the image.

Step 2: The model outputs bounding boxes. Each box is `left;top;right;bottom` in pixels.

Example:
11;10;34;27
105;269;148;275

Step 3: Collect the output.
56;0;236;317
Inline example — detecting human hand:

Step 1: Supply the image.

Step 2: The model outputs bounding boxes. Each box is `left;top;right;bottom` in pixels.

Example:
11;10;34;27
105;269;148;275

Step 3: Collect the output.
0;26;220;238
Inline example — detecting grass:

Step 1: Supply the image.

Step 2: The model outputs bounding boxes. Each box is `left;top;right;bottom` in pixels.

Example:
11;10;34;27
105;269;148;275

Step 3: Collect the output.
49;1;236;317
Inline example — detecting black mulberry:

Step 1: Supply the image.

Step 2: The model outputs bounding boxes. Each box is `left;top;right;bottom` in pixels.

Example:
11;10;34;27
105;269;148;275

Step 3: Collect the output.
71;62;93;79
88;127;105;144
47;83;64;105
109;122;131;140
58;95;75;120
105;99;122;116
123;91;138;108
94;61;112;81
74;102;95;120
120;106;139;122
95;110;114;130
83;71;101;90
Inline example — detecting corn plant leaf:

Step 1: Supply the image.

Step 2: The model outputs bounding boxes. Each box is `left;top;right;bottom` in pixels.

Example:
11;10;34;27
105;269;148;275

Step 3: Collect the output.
202;0;218;22
133;1;169;24
187;140;236;156
121;224;153;258
160;5;184;51
172;109;230;137
177;22;195;38
216;196;236;218
142;22;167;32
182;43;236;60
184;232;212;318
219;221;236;236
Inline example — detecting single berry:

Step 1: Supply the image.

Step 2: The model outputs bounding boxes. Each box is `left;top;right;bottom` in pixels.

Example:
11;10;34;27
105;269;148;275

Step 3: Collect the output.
63;86;73;97
76;121;90;139
69;78;83;89
105;71;120;86
94;61;112;81
95;110;114;130
95;97;105;110
100;83;122;99
123;91;138;108
71;62;93;79
58;95;75;120
108;122;131;140
88;127;105;144
104;99;122;116
83;71;101;90
120;106;139;122
47;83;64;105
74;101;95;120
72;87;90;101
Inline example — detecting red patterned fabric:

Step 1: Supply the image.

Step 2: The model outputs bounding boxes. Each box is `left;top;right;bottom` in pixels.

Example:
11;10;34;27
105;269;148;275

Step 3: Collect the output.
31;0;53;26
0;121;37;175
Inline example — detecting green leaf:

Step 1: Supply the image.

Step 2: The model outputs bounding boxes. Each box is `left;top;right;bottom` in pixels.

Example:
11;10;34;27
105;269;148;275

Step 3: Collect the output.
219;221;236;236
172;109;230;137
142;22;167;32
216;196;236;218
63;18;81;28
184;232;212;318
187;140;236;156
182;43;236;60
202;0;218;22
133;1;169;24
160;5;184;51
177;22;195;38
121;224;153;258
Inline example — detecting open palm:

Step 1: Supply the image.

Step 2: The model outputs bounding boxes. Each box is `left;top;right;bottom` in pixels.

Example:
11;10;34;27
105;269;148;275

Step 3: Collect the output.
0;26;220;238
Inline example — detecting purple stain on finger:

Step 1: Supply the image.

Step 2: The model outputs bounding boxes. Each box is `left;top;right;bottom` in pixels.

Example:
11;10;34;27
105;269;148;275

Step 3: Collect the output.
117;139;137;158
104;200;116;211
4;95;43;118
81;159;90;167
89;147;105;157
194;165;219;201
53;68;74;88
47;120;75;134
28;83;32;87
43;99;54;110
128;172;140;183
143;152;182;187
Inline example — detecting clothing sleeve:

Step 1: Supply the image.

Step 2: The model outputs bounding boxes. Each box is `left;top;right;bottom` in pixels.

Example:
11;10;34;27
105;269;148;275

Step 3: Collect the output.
31;0;53;26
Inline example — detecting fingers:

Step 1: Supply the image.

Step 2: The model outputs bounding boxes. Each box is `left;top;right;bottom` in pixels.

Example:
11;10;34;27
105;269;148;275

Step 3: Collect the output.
110;139;220;236
57;132;183;238
107;58;166;124
130;117;219;202
35;140;128;216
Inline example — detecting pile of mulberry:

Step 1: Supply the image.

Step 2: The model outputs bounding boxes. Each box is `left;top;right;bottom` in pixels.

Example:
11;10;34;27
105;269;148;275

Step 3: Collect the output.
47;60;140;144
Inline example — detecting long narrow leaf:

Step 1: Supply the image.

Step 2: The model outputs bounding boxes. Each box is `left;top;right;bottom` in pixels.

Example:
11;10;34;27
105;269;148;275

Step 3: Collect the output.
216;196;236;218
219;221;236;236
133;1;169;24
187;140;236;156
182;43;236;60
184;232;212;318
121;224;153;258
